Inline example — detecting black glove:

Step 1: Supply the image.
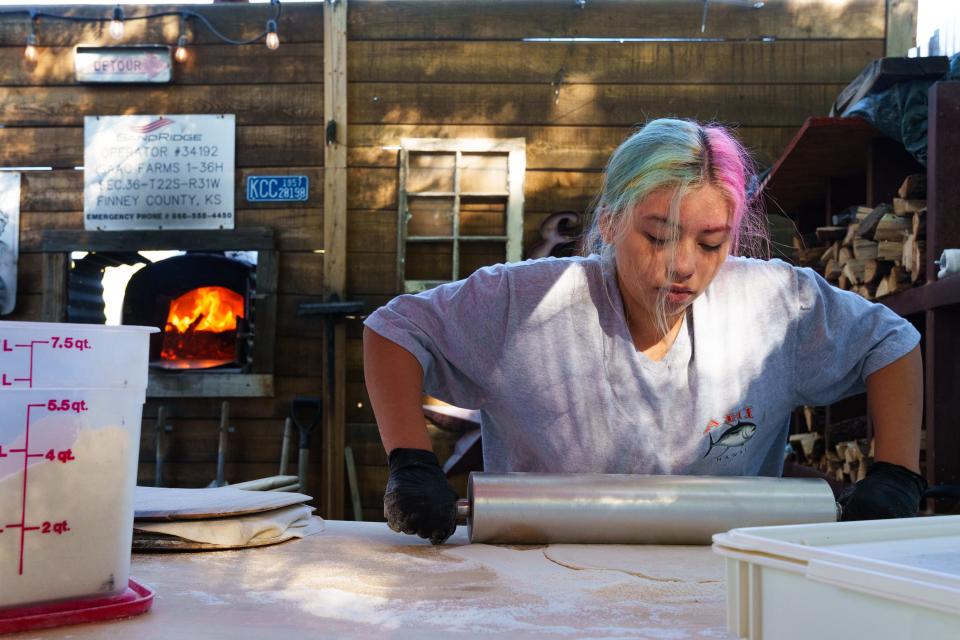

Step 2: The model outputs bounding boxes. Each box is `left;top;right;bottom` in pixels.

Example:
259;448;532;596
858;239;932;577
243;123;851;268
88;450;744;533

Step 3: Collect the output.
383;448;459;544
838;461;927;521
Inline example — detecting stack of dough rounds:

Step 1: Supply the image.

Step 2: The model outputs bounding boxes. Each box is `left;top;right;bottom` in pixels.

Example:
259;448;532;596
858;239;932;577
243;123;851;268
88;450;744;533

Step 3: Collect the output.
132;485;324;551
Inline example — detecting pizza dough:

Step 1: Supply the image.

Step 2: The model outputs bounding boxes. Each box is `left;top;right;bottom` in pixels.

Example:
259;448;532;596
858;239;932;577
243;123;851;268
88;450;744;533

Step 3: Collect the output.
134;505;323;548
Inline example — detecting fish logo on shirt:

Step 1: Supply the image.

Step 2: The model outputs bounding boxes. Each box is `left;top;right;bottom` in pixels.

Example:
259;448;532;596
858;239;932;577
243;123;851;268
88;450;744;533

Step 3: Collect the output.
703;421;757;458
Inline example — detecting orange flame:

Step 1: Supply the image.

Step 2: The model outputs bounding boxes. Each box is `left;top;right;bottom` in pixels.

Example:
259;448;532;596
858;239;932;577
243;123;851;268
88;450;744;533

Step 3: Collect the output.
165;286;244;334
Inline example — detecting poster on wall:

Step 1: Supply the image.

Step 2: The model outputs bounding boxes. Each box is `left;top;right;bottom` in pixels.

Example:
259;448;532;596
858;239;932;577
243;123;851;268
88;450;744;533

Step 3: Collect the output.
0;172;20;316
83;114;235;231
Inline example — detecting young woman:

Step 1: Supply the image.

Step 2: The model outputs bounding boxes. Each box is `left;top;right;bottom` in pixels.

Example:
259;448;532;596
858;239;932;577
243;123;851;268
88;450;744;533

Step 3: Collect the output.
363;119;926;544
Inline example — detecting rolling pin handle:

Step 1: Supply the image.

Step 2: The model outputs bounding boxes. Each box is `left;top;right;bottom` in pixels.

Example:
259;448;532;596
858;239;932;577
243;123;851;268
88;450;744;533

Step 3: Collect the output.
456;498;471;525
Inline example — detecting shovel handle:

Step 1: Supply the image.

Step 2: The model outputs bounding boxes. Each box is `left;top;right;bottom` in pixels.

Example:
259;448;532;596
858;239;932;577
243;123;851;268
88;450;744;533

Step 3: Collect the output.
290;396;323;448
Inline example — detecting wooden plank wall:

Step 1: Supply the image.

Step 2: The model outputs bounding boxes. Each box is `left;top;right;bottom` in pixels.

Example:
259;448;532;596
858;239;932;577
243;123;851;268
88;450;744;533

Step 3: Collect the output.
0;4;332;497
343;0;887;519
0;1;886;522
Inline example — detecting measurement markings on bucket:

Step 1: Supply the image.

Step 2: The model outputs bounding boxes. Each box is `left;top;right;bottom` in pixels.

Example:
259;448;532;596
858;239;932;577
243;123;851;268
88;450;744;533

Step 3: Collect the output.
0;336;93;387
1;400;84;575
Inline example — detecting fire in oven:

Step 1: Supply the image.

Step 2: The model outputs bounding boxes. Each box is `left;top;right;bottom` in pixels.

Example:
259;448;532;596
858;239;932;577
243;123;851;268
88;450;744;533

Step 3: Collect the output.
121;252;256;371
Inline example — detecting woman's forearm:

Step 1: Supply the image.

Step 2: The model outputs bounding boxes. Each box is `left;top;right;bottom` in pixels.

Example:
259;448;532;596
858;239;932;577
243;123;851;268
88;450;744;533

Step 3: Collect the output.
866;345;923;473
363;327;433;453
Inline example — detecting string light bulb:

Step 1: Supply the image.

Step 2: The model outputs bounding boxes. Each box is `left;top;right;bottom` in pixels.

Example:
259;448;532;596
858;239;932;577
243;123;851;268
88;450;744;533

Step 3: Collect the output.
109;5;125;40
174;16;188;63
175;35;188;63
24;33;38;63
265;19;279;50
24;15;38;63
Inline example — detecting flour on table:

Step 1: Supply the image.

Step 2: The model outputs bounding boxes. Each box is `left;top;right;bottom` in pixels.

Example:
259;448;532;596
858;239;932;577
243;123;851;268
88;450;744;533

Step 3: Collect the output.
163;525;726;638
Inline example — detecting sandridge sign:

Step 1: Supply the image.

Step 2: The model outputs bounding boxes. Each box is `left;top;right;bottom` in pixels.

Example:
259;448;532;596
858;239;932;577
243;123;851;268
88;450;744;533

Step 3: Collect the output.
83;114;235;230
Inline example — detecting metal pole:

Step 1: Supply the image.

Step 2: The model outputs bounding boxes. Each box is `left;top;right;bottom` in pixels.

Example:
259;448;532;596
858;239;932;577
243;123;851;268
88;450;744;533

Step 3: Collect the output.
460;474;839;545
279;417;293;476
344;446;363;521
154;405;167;487
215;401;230;487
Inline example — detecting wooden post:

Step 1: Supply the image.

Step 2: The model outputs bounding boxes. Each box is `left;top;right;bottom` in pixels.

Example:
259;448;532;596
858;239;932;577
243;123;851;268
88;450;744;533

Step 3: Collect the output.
41;253;68;322
322;0;348;520
925;81;960;494
885;0;918;57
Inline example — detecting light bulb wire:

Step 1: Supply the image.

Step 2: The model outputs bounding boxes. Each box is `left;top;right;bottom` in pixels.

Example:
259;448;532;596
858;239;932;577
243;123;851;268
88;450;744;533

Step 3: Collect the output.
27;8;37;45
2;1;283;49
177;13;188;46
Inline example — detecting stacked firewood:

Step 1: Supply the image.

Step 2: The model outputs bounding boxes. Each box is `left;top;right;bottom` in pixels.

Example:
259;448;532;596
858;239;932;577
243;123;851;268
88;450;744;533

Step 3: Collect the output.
827;439;873;483
789;430;873;483
789;407;871;484
793;174;927;300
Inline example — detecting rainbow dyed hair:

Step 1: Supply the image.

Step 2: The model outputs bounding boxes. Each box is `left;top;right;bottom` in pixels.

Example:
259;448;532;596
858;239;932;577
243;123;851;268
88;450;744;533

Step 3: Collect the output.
582;118;767;260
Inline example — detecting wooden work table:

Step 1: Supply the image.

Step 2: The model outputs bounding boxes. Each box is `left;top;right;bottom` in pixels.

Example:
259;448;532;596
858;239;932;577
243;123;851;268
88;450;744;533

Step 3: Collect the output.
16;521;730;639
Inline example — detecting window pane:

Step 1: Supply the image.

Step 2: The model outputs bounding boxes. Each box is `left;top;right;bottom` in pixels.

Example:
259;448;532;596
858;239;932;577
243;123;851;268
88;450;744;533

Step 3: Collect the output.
460;199;506;236
460;153;508;193
408;152;455;193
405;241;453;281
459;241;507;277
407;198;454;237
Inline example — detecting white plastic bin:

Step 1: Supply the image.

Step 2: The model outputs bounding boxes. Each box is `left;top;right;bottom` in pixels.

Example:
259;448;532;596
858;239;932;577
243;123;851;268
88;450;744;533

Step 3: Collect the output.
0;321;154;610
713;516;960;640
0;321;156;390
0;389;148;609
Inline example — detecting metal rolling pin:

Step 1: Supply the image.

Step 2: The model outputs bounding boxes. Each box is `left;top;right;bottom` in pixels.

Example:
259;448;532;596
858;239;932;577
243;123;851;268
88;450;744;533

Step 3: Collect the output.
455;473;840;545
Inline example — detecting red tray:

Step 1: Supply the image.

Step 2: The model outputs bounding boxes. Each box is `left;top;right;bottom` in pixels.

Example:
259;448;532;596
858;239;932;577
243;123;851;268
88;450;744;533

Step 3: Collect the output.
0;578;154;635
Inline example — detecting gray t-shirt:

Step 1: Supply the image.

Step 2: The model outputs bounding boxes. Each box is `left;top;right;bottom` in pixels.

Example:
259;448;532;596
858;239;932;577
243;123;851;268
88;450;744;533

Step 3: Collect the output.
365;255;919;476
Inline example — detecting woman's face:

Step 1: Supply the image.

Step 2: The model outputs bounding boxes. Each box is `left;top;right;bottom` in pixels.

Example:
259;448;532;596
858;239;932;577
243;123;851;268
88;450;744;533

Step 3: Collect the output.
612;184;732;324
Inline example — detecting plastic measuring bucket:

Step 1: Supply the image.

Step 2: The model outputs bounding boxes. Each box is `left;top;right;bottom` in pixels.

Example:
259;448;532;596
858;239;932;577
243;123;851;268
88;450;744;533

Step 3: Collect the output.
0;322;157;390
0;322;155;610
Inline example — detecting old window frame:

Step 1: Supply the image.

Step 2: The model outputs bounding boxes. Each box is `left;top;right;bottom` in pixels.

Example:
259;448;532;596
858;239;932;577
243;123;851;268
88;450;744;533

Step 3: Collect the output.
397;138;525;293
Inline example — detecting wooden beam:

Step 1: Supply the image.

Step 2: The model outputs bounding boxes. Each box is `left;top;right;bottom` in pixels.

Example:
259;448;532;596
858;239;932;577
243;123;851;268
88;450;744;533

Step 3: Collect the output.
885;0;918;56
40;252;68;321
251;250;279;376
347;166;603;213
0;43;324;87
324;2;348;296
0;126;325;171
347;0;886;40
926;82;960;284
0;85;323;127
147;373;275;398
349;124;799;170
348;40;883;85
323;0;348;521
926;307;960;489
348;83;843;127
39;228;275;251
924;81;960;496
16;169;323;215
19;210;323;253
0;5;324;46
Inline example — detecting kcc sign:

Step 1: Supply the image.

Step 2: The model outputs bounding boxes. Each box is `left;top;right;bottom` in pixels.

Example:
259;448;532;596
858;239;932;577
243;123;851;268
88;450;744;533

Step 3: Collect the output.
246;175;309;203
